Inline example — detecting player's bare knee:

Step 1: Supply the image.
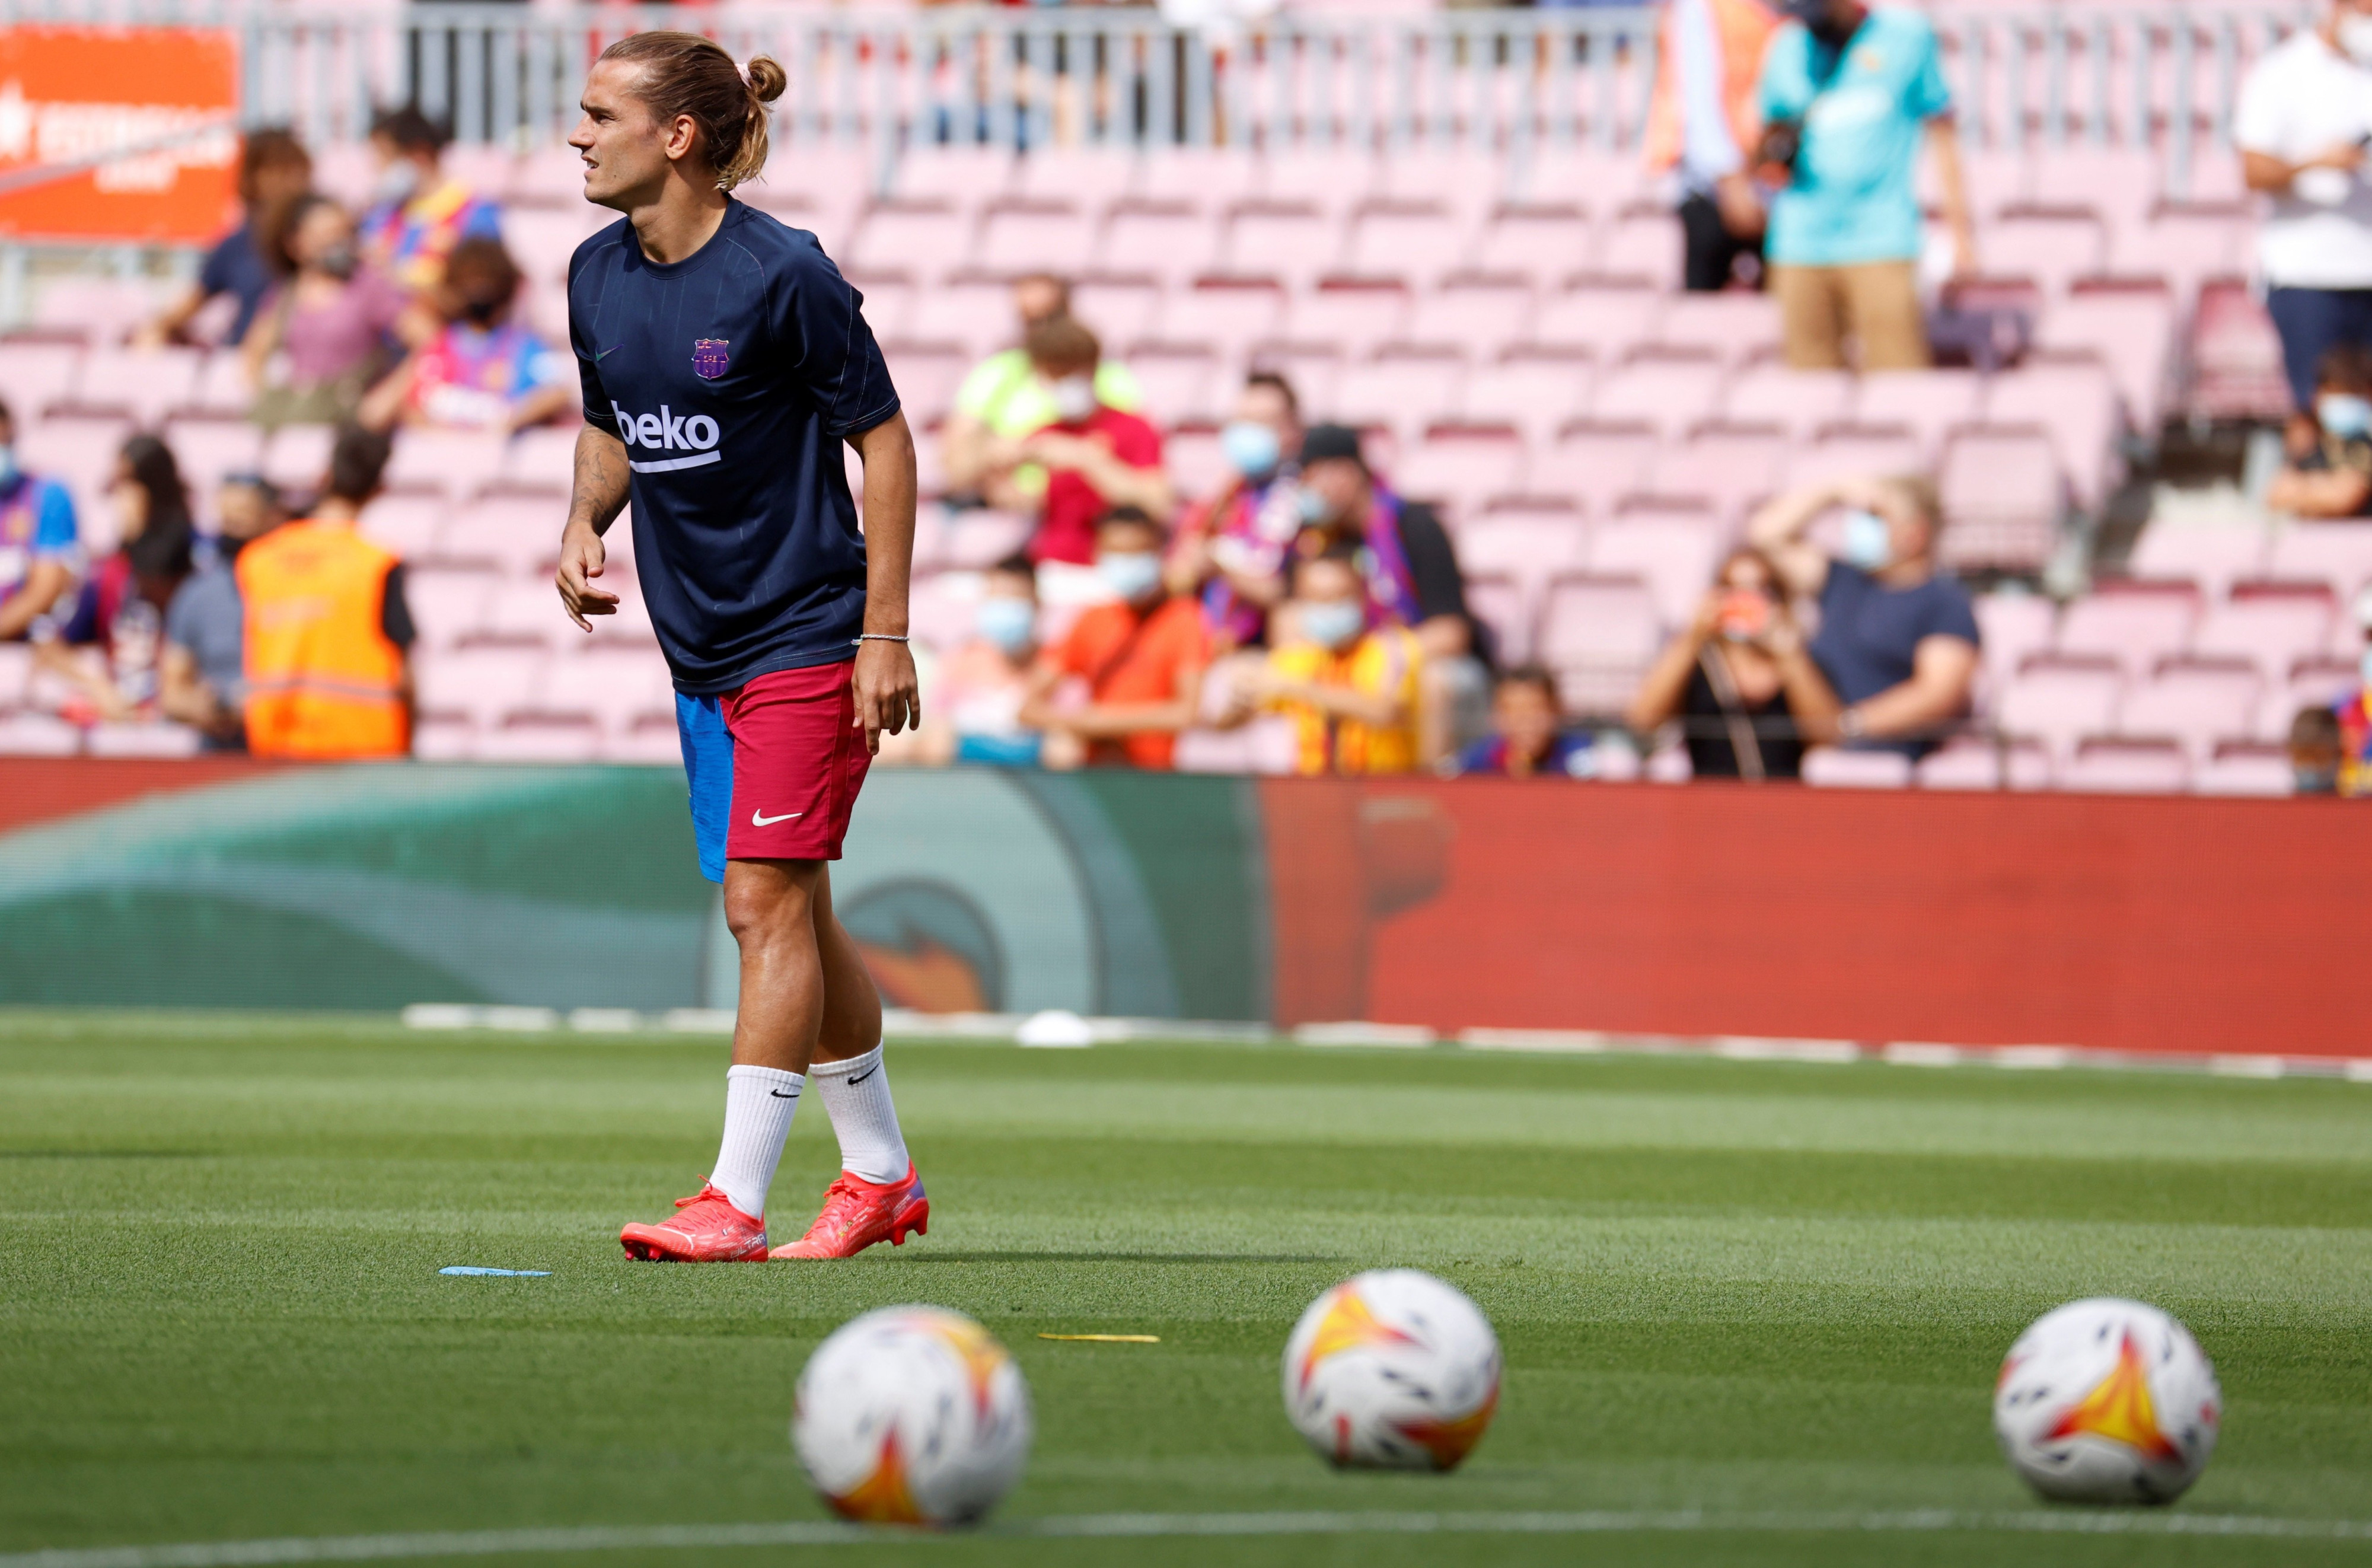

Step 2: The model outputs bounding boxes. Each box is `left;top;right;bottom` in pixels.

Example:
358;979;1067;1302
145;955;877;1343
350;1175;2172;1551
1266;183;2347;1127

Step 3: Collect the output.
722;863;818;948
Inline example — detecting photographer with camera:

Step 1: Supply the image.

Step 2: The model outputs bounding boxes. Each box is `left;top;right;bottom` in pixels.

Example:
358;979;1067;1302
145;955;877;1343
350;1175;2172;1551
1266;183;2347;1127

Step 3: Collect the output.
1755;0;1975;369
1627;546;1835;781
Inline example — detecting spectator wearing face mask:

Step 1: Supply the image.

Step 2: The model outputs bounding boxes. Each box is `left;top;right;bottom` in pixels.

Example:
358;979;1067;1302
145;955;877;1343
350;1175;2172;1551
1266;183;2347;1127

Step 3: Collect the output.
1290;423;1488;762
996;318;1172;566
1454;665;1596;778
1170;371;1305;650
137;128;314;350
2291;704;2345;795
1626;544;1839;780
1745;473;1979;756
33;435;197;726
160;474;287;751
941;273;1143;502
2236;0;2372;432
911;554;1044;768
0;399;80;644
359;105;504;296
358;238;575;434
2267;345;2372;517
1220;546;1424;775
244;194;425;432
1019;506;1209;768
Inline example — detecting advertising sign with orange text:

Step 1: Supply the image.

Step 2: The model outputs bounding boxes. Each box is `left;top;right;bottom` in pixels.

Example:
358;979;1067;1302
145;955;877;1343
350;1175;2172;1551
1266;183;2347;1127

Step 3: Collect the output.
0;25;240;243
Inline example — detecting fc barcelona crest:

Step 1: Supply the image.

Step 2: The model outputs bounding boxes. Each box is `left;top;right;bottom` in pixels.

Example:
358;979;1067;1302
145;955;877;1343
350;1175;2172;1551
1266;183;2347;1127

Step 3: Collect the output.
692;339;731;379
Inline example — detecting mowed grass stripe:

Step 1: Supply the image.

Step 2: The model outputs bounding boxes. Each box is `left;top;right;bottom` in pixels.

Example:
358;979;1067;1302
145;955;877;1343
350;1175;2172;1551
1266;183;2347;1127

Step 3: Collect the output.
3;1015;2369;1566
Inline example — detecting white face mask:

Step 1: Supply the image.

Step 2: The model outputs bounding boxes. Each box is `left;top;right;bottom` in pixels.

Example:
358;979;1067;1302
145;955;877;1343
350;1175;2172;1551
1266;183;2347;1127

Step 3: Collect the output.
372;159;422;205
1298;598;1367;650
1839;508;1893;572
1096;550;1163;602
2340;13;2372;63
1047;374;1096;423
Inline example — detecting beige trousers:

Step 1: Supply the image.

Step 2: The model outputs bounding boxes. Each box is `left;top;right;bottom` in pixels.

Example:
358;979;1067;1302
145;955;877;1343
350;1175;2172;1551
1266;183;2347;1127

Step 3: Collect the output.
1770;261;1930;371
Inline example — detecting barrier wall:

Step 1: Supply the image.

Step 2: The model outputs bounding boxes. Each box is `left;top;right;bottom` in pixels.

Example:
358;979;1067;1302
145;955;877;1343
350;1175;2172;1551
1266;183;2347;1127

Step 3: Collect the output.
1;759;2362;1056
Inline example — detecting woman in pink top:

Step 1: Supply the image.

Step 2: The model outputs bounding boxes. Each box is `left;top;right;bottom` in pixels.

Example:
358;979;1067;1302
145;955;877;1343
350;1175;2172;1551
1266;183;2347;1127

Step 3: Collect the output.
242;195;428;431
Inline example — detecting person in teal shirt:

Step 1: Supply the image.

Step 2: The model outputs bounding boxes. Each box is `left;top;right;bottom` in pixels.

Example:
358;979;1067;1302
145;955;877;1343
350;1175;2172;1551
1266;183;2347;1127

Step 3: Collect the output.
1755;0;1975;369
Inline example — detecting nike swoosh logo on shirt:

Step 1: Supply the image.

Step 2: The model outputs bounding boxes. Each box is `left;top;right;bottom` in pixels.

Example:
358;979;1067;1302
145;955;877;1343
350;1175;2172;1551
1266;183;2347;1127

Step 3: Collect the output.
594;345;621;359
751;810;804;826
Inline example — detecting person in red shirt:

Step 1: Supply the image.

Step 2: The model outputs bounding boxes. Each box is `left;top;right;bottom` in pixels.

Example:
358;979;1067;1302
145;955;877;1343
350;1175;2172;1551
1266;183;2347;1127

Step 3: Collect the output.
1019;505;1209;769
995;316;1171;566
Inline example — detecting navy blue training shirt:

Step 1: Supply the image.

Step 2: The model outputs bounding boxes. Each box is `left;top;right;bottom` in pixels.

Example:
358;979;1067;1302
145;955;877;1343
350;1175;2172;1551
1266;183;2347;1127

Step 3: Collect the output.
569;200;899;694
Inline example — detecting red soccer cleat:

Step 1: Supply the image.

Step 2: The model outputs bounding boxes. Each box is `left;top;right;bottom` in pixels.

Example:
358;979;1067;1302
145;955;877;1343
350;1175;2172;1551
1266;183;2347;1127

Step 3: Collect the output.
769;1164;929;1260
618;1181;769;1262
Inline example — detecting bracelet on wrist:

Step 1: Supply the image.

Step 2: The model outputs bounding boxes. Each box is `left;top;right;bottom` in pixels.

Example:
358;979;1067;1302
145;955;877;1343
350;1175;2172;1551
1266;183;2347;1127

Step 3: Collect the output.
851;633;910;644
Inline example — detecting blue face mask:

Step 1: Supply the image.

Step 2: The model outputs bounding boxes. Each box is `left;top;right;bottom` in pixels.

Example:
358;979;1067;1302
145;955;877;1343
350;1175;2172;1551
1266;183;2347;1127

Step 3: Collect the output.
1299;599;1366;650
1840;508;1893;572
975;596;1037;655
2361;646;2372;687
1295;486;1328;524
1096;550;1163;603
2322;393;2372;439
1220;420;1282;480
0;445;19;488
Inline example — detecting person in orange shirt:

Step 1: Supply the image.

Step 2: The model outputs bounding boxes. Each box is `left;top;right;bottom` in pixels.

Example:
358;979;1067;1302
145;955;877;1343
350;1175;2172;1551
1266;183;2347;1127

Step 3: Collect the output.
1019;505;1209;769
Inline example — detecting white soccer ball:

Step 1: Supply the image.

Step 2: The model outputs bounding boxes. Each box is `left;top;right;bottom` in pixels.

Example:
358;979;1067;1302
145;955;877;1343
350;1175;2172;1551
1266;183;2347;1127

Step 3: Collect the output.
792;1305;1032;1526
1281;1268;1502;1471
1993;1296;2220;1504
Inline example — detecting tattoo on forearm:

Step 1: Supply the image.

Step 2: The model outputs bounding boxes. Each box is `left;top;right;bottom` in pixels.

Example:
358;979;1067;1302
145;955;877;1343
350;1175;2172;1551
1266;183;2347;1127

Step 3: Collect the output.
569;426;631;534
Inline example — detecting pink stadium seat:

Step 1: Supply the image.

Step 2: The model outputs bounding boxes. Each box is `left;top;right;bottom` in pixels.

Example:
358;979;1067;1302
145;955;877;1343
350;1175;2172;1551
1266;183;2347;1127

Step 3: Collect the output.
846;275;917;341
2029;148;2161;230
1016;150;1140;207
1593;350;1724;437
1783;423;1925;490
892;148;1017;205
1721;366;1854;436
68;348;202;426
1972;591;2057;689
2193;584;2336;678
849;202;971;281
1378;152;1500;221
907;278;1015;361
942;510;1036;571
2194;741;2295;796
503;208;601;286
162;419;265;509
1100;202;1223;286
879;342;973;430
1532;421;1657;514
1473;204;1593;285
1072;279;1163;349
540;648;675;729
1855;369;1981;458
1655;293;1781;366
85;721;201;758
1538;572;1663;715
1226;203;1340;289
20;414;129;509
1980;211;2108;296
507;146;591;207
474;716;601;763
602;712;687;765
1998;654;2122;761
0;710;80;756
1455;506;1589;642
2041;288;2177;431
1166;424;1229;503
403;569;498;652
2112;205;2246;304
1404;281;1536;355
2115;656;2261;761
470;582;571;649
1126;345;1223;426
384;429;509;502
2053;579;2199;674
1944;148;2028;222
1290;280;1412;356
1392;426;1527;518
0;642;30;706
1252;342;1345;418
415;648;547;729
1531;283;1661;358
1346;202;1471;286
2187;279;2290;420
2061;736;2189;793
1332;348;1466;439
1140;150;1260;208
359;495;444;559
977;202;1095;277
1259;151;1386;217
1461;349;1593;447
2265;522;2372;601
1593;509;1725;626
1988;360;2121;506
2128;522;2266;602
1161;279;1287;362
1915;737;2052;791
1937;427;2064;572
1649;422;1788;518
500;426;577;495
0;342;84;415
1802;747;1914;789
34;278;155;346
1596;211;1683;283
2256;657;2358;741
180;353;255;420
1464;573;1533;664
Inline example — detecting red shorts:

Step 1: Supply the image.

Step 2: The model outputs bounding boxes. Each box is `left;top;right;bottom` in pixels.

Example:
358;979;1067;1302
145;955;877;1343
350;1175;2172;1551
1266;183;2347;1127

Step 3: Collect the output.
718;661;871;862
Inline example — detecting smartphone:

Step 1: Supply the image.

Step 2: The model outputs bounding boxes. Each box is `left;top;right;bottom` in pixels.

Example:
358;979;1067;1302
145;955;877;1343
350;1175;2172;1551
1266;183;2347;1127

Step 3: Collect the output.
1717;589;1773;642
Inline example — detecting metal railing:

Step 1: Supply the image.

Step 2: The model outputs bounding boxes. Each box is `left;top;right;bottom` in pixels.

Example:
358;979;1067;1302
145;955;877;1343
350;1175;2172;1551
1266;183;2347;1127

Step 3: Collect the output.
0;2;2318;197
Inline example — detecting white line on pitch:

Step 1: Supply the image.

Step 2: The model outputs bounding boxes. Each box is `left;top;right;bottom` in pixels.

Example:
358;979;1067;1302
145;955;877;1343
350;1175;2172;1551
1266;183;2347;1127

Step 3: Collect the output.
8;1508;2372;1566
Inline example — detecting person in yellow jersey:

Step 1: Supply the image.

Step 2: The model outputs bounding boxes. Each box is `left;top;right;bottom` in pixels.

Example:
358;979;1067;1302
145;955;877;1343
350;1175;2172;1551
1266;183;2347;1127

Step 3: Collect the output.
1219;544;1424;775
237;425;416;758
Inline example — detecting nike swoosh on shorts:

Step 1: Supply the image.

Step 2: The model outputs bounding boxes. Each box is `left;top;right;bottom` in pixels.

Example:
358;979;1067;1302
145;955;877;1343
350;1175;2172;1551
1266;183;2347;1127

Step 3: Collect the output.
751;810;804;826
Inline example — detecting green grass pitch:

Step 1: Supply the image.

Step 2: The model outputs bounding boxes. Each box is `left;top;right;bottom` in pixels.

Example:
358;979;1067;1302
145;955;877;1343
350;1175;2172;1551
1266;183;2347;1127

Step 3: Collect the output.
4;1010;2370;1567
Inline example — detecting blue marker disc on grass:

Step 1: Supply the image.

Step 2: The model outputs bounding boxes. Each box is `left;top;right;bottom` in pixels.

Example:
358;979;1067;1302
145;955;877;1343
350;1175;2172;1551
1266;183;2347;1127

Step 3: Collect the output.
440;1266;552;1277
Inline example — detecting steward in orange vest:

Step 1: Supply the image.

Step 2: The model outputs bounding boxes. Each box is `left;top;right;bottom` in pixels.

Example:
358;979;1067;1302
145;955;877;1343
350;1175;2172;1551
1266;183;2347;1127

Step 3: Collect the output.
237;426;413;758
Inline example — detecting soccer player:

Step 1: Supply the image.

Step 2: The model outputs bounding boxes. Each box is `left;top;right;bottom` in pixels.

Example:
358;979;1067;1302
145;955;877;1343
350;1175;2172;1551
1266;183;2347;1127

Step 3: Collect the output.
554;33;925;1263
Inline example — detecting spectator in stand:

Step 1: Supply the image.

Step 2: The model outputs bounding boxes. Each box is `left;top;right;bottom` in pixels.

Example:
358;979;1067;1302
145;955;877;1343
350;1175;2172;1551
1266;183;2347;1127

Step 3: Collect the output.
1169;371;1305;649
238;425;416;758
357;238;576;434
32;435;196;726
137;128;314;350
940;273;1143;502
0;399;79;643
1454;665;1596;778
996;318;1171;566
244;195;425;431
2266;345;2372;517
161;474;287;751
2336;586;2372;795
1289;423;1487;763
1745;473;1979;756
2290;703;2344;795
2236;0;2372;432
1019;505;1209;768
913;554;1045;767
360;105;504;296
1756;0;1974;369
1626;544;1839;780
1646;0;1780;291
1220;544;1424;775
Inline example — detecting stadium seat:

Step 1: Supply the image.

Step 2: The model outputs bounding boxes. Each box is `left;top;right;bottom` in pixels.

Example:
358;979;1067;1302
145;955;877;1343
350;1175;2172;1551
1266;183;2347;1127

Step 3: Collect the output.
2040;286;2177;431
1596;211;1683;284
849;201;971;281
1101;202;1223;287
164;421;266;512
384;429;509;501
2113;204;2247;307
2194;741;2295;796
1462;572;1532;664
2127;522;2266;602
1291;279;1413;357
416;648;548;730
1998;654;2122;761
0;710;80;756
604;711;687;764
1538;573;1662;716
1393;426;1527;518
501;426;578;495
69;348;202;426
1988;360;2121;507
2256;656;2359;741
20;416;131;540
2054;579;2199;674
1937;426;2064;572
1531;283;1661;359
2186;279;2290;420
847;275;917;342
906;277;1015;361
2115;656;2261;761
1072;278;1163;349
1721;366;1854;437
940;510;1035;571
1915;737;2052;791
1332;348;1465;440
1593;350;1724;437
1226;203;1340;289
1981;209;2108;297
1783;423;1925;490
1972;591;2057;689
1853;369;1982;459
1472;203;1593;285
403;569;498;652
0;342;85;417
1125;345;1223;426
1802;747;1913;788
1160;279;1287;363
87;720;202;758
1165;424;1228;503
34;278;156;346
474;715;601;763
1649;422;1787;519
1346;202;1470;288
977;200;1096;277
260;424;336;495
468;582;571;648
504;207;602;286
878;342;972;430
1533;421;1657;515
1404;279;1536;355
2265;522;2372;601
1461;349;1593;448
2193;584;2337;679
1656;293;1781;366
1593;508;1724;626
2060;736;2189;793
1015;149;1141;208
894;147;1019;206
359;495;445;559
0;643;30;706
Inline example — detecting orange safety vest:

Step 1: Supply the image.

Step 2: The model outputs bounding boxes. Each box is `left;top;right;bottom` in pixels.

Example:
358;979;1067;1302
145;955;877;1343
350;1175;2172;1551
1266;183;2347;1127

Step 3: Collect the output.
1643;0;1781;176
237;520;409;758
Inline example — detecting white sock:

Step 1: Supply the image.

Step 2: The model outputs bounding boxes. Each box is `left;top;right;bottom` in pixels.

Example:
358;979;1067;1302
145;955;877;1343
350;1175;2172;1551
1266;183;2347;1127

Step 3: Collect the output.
809;1043;911;1184
710;1065;803;1220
